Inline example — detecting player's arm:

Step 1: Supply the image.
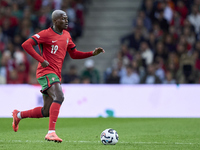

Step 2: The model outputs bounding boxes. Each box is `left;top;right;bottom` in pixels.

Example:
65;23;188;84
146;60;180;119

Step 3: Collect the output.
68;47;105;59
21;38;49;67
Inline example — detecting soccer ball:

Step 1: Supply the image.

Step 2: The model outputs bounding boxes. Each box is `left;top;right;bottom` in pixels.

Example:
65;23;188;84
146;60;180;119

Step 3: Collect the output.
100;128;119;145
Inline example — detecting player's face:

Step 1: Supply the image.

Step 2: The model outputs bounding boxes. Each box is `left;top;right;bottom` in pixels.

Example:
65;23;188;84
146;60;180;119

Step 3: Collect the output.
57;14;68;30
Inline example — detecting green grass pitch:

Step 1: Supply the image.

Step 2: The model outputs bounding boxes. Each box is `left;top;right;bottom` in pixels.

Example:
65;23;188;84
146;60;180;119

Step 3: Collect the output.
0;118;200;150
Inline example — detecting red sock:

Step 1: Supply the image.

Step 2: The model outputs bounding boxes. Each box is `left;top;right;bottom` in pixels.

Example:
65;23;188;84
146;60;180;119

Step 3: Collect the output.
21;107;43;118
49;102;61;131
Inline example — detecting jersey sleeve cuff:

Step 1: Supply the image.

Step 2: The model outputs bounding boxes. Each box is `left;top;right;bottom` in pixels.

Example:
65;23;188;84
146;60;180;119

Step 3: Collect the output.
71;46;76;50
90;51;94;56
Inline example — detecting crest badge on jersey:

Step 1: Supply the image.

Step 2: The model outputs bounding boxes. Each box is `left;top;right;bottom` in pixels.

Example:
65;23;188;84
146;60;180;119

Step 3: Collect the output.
52;77;55;81
66;38;69;45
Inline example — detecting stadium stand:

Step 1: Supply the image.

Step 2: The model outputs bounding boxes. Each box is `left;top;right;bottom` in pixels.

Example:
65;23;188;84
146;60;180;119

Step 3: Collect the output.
105;0;200;84
1;0;200;84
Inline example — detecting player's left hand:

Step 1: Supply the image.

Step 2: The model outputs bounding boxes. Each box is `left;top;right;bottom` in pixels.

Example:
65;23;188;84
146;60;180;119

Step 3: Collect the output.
93;47;105;56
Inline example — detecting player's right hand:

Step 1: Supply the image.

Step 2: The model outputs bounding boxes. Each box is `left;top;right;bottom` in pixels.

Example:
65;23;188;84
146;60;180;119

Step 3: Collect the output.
41;60;49;68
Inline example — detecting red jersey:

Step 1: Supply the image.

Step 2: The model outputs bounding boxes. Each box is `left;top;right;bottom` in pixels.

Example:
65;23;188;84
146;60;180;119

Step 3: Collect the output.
31;27;76;80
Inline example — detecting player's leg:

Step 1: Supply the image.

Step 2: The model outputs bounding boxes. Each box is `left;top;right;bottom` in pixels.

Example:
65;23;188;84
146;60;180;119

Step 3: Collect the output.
45;83;64;142
42;94;53;117
12;95;52;132
16;74;58;119
12;107;44;132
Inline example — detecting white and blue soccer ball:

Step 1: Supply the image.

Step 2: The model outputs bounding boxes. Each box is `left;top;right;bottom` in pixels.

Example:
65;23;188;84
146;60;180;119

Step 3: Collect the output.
100;128;119;145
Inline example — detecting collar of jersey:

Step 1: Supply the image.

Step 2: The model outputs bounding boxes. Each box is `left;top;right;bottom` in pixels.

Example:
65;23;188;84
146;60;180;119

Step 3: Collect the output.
51;26;63;35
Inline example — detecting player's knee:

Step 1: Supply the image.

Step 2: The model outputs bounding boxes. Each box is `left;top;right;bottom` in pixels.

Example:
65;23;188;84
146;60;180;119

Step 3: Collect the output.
56;93;64;103
59;95;64;103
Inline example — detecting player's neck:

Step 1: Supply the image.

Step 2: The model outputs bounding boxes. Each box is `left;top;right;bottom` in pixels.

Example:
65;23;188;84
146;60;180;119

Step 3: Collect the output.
52;26;63;34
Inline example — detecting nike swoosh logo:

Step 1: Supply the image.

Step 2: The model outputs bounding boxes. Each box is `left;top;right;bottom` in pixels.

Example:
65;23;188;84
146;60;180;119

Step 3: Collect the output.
52;40;57;43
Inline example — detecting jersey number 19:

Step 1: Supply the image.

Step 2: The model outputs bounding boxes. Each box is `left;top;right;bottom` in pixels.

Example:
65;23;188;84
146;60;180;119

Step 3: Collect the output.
51;45;58;54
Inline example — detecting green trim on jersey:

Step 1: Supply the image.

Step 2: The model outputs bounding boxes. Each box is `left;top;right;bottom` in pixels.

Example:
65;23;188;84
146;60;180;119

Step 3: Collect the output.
39;44;43;55
30;37;38;45
51;27;63;35
37;73;60;95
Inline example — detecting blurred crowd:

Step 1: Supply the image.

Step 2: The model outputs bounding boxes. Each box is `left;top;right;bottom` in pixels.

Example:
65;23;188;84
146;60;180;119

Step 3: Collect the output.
2;0;200;85
0;0;90;84
104;0;200;84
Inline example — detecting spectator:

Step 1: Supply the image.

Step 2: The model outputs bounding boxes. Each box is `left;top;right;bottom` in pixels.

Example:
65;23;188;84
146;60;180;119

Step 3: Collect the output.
106;69;120;84
133;52;146;78
6;42;15;56
188;5;200;34
164;34;176;52
120;65;140;84
0;50;11;84
131;59;139;73
140;64;161;84
175;0;188;19
53;0;62;10
133;10;152;31
22;8;38;30
154;57;165;82
163;1;173;23
12;3;23;20
140;41;153;66
168;25;179;40
176;53;199;83
154;41;168;62
133;16;149;38
183;19;194;32
7;50;29;84
170;11;184;31
62;65;80;84
163;71;176;84
141;0;155;21
0;5;18;28
13;35;23;48
178;35;192;51
194;41;200;71
147;31;157;51
115;60;127;78
154;10;169;32
120;44;133;63
65;2;76;34
182;26;196;45
0;5;18;38
0;27;7;52
151;22;163;40
62;0;85;41
121;28;145;50
81;59;100;84
176;42;187;57
154;1;173;23
167;52;179;78
75;0;85;37
37;6;52;30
